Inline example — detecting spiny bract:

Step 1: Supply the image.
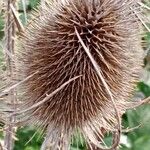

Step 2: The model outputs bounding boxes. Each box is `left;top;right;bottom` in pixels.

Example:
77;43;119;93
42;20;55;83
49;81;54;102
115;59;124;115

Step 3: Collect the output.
16;0;143;149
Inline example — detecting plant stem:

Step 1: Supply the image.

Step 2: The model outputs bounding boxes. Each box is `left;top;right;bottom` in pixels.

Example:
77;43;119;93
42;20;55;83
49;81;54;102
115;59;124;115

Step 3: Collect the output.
3;0;17;150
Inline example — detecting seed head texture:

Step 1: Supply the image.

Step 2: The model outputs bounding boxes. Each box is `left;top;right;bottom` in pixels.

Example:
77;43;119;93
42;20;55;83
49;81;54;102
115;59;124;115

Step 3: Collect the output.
16;0;143;149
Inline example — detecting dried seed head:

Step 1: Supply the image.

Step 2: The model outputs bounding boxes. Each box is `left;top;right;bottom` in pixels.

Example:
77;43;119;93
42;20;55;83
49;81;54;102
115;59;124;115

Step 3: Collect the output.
16;0;144;149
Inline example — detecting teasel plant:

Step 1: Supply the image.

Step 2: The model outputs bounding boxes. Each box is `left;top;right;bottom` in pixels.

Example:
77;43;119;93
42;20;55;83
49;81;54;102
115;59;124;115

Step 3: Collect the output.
2;0;18;150
0;0;150;150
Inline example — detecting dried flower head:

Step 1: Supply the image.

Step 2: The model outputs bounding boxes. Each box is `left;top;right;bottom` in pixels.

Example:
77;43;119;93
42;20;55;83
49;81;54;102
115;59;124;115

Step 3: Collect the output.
16;0;144;149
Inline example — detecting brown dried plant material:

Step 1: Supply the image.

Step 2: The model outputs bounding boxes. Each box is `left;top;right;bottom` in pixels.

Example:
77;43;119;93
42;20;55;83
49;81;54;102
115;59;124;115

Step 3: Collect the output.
15;0;144;149
0;1;3;14
3;0;17;150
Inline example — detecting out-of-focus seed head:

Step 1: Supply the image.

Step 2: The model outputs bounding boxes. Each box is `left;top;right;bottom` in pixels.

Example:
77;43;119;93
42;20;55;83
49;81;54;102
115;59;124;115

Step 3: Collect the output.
16;0;144;149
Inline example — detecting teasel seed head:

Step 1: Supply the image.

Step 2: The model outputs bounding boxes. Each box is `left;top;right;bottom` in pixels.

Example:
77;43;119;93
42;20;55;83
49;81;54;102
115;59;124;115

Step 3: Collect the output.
16;0;144;149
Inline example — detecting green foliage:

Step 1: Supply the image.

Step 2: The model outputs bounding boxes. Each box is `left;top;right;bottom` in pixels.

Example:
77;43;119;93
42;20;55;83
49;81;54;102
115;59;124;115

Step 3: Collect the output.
121;104;150;150
0;14;4;71
71;133;87;150
14;127;43;150
138;82;150;97
144;32;150;45
18;0;40;11
28;0;40;9
0;14;4;40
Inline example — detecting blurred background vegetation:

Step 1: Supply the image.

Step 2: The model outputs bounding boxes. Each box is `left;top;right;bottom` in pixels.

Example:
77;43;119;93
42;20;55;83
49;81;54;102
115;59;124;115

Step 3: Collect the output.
0;0;150;150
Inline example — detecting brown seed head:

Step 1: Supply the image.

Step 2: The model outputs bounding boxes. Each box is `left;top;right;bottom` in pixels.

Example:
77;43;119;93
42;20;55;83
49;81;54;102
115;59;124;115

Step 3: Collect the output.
16;0;143;149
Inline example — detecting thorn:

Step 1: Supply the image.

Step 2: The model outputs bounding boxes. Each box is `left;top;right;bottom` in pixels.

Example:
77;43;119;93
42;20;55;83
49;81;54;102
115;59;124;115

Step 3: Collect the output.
11;75;82;115
74;26;121;150
132;9;150;33
138;2;150;11
10;3;24;33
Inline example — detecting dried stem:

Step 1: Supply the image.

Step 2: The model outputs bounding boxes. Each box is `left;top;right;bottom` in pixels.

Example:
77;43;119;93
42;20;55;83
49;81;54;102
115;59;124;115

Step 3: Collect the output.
3;0;17;150
0;0;4;14
10;4;24;33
